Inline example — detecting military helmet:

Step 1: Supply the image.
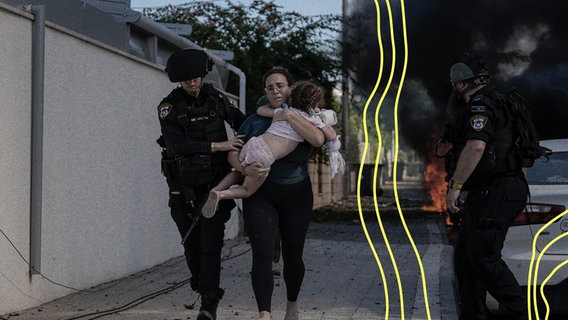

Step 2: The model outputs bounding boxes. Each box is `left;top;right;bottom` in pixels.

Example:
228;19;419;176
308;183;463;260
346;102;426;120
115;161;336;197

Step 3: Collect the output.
165;48;214;82
449;52;491;84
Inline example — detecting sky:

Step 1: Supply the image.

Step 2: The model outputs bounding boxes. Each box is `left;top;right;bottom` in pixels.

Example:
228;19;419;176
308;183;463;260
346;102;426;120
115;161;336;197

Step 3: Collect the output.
130;0;342;16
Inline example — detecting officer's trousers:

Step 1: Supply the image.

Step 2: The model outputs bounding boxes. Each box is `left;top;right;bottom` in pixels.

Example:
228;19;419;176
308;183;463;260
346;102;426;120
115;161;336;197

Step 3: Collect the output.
454;177;528;320
168;187;232;300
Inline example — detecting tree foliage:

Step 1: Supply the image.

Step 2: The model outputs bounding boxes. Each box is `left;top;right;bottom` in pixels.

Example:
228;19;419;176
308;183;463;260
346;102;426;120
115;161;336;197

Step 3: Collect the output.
143;0;342;114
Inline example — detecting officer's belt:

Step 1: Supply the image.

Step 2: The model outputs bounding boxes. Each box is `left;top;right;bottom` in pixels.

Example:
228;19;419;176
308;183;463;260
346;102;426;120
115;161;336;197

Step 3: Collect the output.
486;175;525;184
467;174;525;190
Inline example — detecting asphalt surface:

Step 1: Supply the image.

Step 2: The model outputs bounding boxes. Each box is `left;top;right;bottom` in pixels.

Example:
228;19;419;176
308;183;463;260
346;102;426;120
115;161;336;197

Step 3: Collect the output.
2;183;459;320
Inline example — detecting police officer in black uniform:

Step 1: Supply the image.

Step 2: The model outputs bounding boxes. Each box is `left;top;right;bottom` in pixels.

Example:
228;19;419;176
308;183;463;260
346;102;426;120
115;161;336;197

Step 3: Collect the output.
157;48;246;320
444;53;528;320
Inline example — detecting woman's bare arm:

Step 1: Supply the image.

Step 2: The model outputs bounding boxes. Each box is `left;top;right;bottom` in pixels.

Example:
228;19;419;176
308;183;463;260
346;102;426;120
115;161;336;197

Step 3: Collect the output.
256;104;275;118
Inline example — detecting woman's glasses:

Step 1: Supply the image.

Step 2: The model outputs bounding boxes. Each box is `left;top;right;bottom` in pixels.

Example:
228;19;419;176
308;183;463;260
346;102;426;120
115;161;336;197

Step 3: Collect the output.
264;83;288;93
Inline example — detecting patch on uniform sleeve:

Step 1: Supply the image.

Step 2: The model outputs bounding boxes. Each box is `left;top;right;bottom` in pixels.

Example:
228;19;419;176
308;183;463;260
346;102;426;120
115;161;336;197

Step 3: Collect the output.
158;103;173;120
470;105;487;113
470;115;488;131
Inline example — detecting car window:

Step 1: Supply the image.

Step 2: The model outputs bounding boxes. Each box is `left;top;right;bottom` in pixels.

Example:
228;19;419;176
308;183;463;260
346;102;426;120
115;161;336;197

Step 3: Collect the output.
525;151;568;185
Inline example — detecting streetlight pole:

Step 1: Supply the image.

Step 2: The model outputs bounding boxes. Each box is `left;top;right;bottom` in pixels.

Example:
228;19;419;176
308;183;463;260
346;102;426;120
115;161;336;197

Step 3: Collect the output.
341;0;351;195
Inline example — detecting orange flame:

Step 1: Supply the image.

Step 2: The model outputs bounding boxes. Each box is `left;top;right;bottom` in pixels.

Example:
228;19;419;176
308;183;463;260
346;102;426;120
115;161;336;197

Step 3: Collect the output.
422;157;448;215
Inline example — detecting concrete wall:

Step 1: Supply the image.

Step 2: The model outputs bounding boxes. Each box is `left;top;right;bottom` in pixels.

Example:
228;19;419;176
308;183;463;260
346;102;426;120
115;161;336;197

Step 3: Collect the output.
0;3;343;314
310;162;345;209
0;4;239;314
0;5;36;312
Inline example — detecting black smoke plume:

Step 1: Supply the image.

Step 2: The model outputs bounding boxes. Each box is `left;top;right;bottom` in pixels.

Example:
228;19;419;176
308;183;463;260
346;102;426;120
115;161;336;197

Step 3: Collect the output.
343;0;568;158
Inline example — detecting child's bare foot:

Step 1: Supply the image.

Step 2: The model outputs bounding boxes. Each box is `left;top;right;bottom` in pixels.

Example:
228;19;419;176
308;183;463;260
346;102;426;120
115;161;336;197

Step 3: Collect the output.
202;190;220;218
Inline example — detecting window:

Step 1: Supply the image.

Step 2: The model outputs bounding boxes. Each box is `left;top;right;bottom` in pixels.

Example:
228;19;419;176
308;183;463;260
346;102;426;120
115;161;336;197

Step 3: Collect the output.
525;151;568;185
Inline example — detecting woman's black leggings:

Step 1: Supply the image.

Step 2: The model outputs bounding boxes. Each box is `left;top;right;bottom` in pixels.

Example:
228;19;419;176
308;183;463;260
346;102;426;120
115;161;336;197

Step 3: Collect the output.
243;178;314;312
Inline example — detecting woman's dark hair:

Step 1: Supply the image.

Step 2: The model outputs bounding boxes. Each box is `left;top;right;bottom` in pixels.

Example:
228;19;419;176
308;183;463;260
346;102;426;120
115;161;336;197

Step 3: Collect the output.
290;81;324;112
262;66;295;86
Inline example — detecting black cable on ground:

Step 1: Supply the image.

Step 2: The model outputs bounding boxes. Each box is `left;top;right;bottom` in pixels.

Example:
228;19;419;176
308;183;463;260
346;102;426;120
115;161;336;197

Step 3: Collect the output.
1;225;251;320
64;244;251;319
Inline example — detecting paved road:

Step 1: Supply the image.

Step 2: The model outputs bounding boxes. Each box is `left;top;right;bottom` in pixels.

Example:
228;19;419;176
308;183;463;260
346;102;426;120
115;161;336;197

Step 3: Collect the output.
3;185;459;320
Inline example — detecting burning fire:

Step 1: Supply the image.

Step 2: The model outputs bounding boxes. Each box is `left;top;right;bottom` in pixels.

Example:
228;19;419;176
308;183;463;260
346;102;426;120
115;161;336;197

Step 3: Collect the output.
422;157;451;225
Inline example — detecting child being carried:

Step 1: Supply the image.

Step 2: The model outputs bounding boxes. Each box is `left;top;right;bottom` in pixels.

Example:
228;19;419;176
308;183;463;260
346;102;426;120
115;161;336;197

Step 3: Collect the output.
201;81;340;218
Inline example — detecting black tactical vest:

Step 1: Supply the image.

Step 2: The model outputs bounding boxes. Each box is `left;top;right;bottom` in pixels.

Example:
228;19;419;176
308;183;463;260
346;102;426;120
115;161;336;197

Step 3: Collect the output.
172;84;229;167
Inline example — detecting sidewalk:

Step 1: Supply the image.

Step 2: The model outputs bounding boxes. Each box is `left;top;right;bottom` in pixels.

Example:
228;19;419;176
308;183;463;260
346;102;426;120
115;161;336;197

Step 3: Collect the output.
3;184;459;320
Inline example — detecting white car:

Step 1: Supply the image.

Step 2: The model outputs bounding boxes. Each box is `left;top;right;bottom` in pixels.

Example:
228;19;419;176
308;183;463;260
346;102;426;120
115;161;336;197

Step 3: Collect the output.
489;138;568;316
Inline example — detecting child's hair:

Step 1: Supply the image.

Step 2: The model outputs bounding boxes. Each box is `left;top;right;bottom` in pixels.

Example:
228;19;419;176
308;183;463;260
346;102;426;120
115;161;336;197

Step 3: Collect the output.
290;81;324;113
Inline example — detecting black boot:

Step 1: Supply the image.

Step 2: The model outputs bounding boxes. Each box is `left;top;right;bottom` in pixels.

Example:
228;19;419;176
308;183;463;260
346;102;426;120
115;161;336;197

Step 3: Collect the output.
189;277;199;292
197;288;224;320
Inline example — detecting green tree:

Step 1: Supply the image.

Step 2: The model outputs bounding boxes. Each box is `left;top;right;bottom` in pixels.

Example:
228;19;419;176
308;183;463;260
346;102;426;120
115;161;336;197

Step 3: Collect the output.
143;0;342;115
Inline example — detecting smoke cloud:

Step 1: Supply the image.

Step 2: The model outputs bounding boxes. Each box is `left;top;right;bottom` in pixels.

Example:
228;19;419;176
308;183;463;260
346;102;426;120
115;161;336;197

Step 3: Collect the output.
344;0;568;157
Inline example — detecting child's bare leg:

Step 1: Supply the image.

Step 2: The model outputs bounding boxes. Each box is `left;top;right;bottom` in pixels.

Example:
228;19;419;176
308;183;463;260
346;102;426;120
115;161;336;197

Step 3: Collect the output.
202;174;265;219
212;171;243;191
217;175;265;200
201;171;243;218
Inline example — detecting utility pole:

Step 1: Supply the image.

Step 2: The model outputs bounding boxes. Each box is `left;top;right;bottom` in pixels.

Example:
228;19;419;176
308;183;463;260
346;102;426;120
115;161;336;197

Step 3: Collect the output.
341;0;351;195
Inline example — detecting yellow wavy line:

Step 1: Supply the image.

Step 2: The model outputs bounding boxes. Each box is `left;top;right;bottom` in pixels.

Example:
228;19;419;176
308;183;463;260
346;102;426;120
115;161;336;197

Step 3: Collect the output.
540;258;568;320
357;0;390;317
367;0;401;318
529;209;568;319
528;209;568;319
360;1;431;319
390;1;431;318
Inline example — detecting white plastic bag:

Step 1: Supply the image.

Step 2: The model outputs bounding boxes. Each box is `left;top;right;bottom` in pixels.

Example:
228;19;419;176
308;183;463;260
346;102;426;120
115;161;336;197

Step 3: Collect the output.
327;135;345;179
